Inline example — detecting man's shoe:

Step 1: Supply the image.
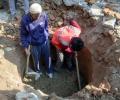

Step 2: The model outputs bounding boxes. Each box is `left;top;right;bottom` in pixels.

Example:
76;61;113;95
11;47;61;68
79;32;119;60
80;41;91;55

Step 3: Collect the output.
35;72;42;80
46;73;53;78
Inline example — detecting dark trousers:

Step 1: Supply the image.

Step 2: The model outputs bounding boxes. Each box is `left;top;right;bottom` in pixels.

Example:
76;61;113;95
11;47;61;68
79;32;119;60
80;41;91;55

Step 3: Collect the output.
31;41;52;73
62;51;76;71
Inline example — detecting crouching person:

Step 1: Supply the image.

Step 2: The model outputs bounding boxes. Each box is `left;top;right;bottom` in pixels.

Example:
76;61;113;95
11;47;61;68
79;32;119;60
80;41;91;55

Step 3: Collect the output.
51;19;93;88
51;19;82;71
20;3;53;79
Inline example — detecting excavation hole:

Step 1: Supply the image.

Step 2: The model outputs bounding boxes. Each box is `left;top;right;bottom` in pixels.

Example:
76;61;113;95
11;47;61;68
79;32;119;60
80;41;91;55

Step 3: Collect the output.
22;42;85;97
24;66;79;97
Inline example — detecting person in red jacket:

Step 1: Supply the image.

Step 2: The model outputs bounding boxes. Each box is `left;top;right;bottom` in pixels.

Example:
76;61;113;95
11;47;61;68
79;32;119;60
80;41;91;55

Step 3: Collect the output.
51;19;93;89
51;19;84;71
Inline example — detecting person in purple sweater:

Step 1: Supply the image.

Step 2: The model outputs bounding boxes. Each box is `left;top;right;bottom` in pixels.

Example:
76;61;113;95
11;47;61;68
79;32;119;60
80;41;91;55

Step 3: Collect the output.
20;3;53;79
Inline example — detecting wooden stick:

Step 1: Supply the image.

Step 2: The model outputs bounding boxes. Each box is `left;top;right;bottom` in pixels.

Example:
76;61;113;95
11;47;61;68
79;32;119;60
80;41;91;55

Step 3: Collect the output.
25;45;31;74
75;51;81;90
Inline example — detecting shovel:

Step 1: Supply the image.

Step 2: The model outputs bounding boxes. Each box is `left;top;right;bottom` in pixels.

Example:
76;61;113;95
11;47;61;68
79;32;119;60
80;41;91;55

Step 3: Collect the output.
23;45;39;79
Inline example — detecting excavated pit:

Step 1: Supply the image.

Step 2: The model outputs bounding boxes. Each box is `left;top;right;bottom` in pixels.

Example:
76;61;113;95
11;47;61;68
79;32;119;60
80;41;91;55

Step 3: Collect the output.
22;43;79;97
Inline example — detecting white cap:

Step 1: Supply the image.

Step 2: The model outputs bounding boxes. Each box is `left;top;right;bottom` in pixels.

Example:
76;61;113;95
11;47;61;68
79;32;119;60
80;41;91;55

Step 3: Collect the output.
29;3;42;14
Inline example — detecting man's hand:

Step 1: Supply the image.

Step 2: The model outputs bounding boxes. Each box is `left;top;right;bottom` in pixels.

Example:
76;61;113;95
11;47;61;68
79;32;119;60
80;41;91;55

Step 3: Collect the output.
25;48;30;56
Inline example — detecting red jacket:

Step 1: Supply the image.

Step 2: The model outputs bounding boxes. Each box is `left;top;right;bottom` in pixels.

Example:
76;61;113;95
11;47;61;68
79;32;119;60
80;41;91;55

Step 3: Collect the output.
52;20;81;52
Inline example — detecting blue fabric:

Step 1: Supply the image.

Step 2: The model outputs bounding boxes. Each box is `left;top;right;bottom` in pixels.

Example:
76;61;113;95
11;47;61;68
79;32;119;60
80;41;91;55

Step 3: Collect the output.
31;40;52;73
1;0;6;7
20;12;49;48
9;0;29;16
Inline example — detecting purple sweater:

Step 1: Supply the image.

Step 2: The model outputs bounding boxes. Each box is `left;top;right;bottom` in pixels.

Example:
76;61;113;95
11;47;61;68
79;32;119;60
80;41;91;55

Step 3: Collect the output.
20;12;49;48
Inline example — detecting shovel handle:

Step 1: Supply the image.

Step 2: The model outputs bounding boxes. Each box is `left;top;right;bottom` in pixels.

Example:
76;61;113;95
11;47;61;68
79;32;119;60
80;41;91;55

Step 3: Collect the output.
25;45;31;74
75;51;81;90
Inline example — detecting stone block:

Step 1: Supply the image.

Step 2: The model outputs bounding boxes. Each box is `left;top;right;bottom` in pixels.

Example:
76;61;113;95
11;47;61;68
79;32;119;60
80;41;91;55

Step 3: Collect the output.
89;4;104;16
103;17;116;29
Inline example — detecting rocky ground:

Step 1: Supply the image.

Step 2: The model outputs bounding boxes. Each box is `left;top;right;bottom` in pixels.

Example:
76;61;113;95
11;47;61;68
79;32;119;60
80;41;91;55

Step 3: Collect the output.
0;0;120;100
